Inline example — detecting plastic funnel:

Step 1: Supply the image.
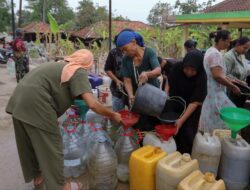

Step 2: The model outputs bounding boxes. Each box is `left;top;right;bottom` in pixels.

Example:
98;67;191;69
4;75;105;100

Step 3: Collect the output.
118;110;140;130
155;124;177;141
220;107;250;139
74;99;89;120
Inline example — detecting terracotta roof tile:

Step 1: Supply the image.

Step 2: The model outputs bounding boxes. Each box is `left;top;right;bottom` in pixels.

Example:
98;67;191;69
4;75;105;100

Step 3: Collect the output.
21;22;50;33
71;20;153;39
204;0;250;13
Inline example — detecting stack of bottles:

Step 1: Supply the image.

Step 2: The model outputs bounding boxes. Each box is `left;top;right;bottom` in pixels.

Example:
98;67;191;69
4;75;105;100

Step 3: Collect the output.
87;123;118;190
115;126;139;182
60;107;87;178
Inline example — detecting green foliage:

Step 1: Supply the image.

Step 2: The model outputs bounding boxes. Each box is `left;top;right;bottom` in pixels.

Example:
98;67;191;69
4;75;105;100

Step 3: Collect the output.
76;0;108;28
25;0;74;25
47;12;59;34
147;2;173;27
174;0;216;14
0;0;11;32
59;20;76;31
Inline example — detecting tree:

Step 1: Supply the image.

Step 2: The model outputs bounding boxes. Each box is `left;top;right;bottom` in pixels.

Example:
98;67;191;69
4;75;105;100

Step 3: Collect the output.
147;2;173;27
113;15;130;21
25;0;74;25
175;0;216;14
76;0;108;28
0;0;11;32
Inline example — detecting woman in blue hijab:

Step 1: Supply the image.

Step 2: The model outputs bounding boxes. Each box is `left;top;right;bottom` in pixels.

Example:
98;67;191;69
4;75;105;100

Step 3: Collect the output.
117;30;161;131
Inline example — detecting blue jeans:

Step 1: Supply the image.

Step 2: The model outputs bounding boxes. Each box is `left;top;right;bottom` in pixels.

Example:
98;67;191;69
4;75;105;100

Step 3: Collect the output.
112;96;125;111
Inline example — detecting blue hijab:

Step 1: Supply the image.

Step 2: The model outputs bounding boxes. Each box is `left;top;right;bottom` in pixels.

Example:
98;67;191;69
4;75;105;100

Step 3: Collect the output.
116;31;144;48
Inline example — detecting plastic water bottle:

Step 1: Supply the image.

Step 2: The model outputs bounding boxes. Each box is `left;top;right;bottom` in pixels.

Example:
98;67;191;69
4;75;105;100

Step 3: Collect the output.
88;125;118;190
86;109;107;125
60;107;87;178
7;58;16;77
115;127;139;182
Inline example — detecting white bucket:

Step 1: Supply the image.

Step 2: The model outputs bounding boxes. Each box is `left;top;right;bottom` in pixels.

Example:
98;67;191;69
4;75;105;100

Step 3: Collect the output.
97;85;112;107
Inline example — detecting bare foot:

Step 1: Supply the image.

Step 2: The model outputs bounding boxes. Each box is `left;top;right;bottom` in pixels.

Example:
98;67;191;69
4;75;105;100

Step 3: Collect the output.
33;174;44;186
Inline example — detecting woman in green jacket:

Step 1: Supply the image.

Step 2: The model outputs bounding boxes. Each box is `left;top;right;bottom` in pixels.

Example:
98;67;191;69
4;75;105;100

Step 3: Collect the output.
6;49;121;190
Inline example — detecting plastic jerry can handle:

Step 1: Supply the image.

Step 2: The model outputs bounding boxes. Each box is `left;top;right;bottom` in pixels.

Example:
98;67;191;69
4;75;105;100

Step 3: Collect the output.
204;172;216;183
144;147;163;159
182;153;191;162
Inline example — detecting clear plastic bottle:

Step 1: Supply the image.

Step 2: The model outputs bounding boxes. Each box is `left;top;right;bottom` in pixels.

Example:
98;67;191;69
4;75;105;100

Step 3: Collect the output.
86;109;107;125
115;127;139;182
61;107;87;178
88;126;118;190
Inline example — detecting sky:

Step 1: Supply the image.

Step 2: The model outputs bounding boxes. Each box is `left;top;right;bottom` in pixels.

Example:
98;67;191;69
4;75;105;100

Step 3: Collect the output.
14;0;224;23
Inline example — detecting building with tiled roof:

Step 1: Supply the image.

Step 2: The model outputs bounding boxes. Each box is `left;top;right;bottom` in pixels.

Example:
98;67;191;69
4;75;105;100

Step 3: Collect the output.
204;0;250;13
21;22;50;34
70;20;154;40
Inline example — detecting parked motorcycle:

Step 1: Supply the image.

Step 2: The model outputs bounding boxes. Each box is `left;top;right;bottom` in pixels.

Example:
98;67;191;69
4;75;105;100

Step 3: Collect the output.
0;48;13;64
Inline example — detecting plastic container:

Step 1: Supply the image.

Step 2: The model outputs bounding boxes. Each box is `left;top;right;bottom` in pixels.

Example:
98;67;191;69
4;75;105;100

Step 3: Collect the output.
129;145;167;190
131;83;168;117
177;170;226;190
102;75;111;86
97;85;112;107
87;128;118;190
61;108;86;178
158;96;186;123
156;152;199;190
115;127;139;182
143;132;177;154
92;88;98;99
213;129;241;142
88;73;103;89
191;132;221;177
86;109;107;125
219;137;250;190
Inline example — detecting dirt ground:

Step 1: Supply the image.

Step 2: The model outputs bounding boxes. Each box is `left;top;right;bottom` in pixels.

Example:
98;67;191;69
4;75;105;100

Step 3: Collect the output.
0;63;129;190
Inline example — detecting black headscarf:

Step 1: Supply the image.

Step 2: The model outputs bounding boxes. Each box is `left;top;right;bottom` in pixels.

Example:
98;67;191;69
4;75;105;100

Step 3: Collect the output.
168;49;207;104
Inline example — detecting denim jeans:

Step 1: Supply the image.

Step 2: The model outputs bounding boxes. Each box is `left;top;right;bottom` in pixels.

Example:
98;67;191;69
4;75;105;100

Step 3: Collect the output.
112;95;125;111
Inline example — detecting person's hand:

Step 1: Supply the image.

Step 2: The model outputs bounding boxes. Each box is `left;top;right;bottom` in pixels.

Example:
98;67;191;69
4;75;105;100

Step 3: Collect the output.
138;72;148;85
175;118;184;135
231;84;241;95
110;112;122;124
116;80;123;89
129;95;135;108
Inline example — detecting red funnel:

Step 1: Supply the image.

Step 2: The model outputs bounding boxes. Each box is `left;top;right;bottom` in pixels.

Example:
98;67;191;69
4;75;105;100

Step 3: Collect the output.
155;124;177;141
118;110;140;130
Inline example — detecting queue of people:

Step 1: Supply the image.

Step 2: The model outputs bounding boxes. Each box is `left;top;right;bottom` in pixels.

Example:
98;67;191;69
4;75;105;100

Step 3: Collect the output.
6;28;250;190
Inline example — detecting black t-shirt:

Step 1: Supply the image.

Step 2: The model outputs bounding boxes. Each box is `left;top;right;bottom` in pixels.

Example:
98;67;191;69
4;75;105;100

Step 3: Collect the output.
104;48;123;98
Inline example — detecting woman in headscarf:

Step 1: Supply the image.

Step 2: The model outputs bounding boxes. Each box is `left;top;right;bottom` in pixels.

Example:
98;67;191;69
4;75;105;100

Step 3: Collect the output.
116;30;161;131
199;30;241;134
6;49;121;190
168;49;207;154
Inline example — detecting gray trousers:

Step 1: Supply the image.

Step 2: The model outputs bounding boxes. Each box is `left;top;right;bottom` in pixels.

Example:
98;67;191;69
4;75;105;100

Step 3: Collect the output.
13;117;64;190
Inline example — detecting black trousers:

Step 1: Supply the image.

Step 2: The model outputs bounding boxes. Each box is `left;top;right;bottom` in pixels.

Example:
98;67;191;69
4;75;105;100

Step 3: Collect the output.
174;107;201;154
